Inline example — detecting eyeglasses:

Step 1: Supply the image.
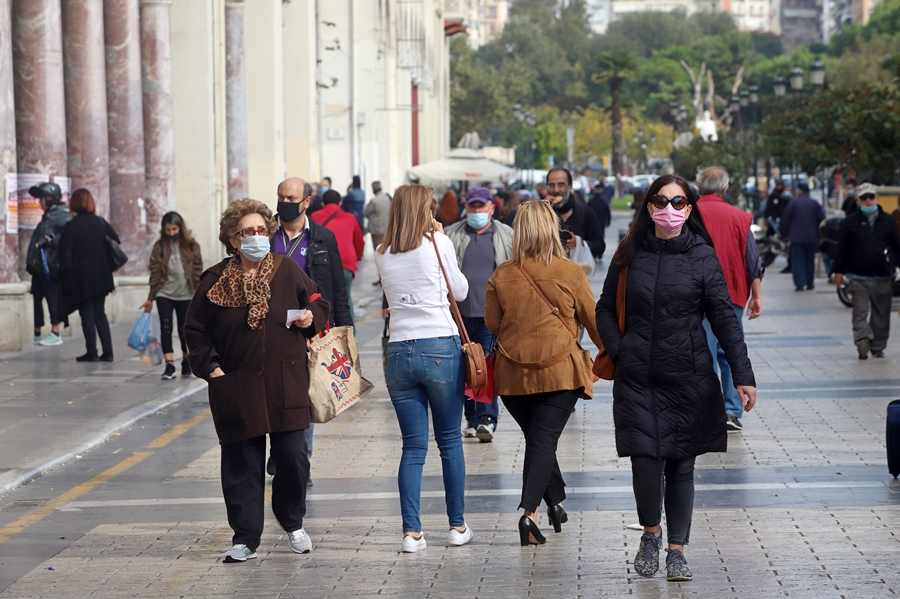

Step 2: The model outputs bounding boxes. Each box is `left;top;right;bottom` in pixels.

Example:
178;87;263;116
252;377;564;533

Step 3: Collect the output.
238;226;270;238
859;193;876;201
649;195;689;211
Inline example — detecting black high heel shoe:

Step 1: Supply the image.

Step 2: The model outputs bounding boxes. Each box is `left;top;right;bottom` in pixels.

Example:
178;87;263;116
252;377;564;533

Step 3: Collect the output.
547;504;568;533
518;515;546;546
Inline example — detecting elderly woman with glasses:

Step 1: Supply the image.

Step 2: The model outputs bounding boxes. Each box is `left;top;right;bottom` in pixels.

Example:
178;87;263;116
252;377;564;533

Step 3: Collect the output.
596;174;757;582
184;199;330;564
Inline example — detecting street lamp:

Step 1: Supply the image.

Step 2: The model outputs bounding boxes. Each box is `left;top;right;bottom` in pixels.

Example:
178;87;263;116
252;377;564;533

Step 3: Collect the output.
669;101;679;120
810;60;825;88
789;67;805;93
739;90;749;108
748;85;759;105
773;77;787;97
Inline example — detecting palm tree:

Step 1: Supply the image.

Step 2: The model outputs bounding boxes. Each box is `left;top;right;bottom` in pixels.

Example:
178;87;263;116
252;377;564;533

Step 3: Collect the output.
593;50;636;197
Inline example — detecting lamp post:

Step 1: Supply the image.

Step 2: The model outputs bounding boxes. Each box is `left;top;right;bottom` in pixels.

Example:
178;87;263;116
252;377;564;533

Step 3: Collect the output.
525;111;536;185
810;60;825;90
512;103;524;173
773;76;787;98
789;67;805;94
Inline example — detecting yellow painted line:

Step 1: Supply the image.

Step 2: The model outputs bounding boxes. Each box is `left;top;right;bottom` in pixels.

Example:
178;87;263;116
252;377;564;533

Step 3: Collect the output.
0;452;153;544
0;407;214;544
145;410;211;448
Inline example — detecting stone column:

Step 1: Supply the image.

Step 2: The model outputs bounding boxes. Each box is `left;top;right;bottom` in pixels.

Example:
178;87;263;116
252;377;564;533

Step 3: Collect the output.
105;0;146;275
140;0;175;250
12;0;68;277
61;0;110;218
0;0;18;284
225;0;248;202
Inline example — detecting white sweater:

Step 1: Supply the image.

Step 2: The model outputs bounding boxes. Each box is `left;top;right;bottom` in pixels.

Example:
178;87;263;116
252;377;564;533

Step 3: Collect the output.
374;233;469;343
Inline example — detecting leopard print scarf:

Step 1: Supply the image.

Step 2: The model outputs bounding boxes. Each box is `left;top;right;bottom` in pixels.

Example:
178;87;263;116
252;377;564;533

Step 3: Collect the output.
206;253;275;329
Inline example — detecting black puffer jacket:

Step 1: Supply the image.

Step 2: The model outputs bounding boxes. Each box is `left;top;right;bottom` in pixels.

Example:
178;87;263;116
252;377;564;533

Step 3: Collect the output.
596;229;755;460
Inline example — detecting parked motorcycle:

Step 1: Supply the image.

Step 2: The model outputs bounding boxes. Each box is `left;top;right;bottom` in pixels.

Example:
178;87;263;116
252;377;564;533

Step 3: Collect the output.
753;218;790;268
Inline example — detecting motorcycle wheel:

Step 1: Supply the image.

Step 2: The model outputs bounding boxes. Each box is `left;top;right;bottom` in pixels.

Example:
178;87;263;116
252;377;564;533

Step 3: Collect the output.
837;283;853;308
761;251;776;268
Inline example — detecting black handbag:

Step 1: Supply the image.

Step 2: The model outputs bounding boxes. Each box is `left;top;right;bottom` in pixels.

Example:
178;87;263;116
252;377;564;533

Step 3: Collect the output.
106;236;128;272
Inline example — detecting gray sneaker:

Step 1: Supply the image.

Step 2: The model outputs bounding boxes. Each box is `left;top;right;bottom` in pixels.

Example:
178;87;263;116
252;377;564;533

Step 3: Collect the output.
633;531;661;577
287;528;312;554
665;548;692;581
223;543;256;563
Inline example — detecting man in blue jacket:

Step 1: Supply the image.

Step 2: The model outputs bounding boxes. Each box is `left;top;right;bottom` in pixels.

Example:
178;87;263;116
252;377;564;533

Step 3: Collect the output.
779;182;825;291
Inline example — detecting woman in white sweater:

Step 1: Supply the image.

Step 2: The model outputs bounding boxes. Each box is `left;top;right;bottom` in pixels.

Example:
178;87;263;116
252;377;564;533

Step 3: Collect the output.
374;184;473;553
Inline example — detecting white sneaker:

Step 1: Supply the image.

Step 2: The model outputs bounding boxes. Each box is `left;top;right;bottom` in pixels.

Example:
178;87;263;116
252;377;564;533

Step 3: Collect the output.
287;528;312;554
475;420;495;442
462;421;477;438
401;532;426;553
223;544;257;563
39;333;63;346
448;524;474;546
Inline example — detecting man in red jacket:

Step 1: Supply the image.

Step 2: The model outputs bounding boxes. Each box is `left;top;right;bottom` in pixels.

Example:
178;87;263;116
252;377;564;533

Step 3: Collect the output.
695;166;763;432
312;189;364;324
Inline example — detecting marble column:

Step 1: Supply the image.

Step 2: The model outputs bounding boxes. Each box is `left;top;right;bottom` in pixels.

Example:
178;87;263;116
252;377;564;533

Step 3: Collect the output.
11;0;68;277
140;0;175;250
61;0;110;218
0;0;18;284
105;0;146;274
225;0;248;202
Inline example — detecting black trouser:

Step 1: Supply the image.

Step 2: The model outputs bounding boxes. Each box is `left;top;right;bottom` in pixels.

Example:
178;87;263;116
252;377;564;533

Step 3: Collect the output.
156;297;189;355
221;430;310;551
501;389;578;512
630;455;696;546
32;275;64;328
78;294;112;356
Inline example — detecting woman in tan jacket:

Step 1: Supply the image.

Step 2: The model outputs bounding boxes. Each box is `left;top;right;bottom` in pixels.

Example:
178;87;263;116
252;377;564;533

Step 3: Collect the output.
485;200;604;546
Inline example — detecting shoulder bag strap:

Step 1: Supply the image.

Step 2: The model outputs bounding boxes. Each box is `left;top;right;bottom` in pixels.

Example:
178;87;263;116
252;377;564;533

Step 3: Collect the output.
430;233;473;346
266;254;285;284
517;265;577;339
616;267;628;333
322;211;340;227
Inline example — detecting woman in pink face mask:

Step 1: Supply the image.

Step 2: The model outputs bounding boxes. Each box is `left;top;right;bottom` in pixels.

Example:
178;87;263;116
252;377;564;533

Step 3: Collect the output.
595;174;757;583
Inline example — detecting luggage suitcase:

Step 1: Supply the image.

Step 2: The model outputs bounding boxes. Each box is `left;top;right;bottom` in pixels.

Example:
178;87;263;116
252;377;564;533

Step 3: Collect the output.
888;399;900;478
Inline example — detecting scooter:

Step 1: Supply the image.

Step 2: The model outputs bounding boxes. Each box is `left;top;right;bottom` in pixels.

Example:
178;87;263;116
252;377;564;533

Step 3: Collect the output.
753;218;790;268
819;215;900;307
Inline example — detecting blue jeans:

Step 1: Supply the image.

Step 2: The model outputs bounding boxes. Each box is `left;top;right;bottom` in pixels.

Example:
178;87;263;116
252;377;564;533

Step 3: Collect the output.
702;305;744;418
790;243;817;289
461;316;499;426
386;336;466;532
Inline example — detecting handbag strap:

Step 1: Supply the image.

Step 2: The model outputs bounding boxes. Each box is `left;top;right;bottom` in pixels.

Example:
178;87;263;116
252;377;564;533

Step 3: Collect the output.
517;265;577;339
615;267;628;333
430;233;474;346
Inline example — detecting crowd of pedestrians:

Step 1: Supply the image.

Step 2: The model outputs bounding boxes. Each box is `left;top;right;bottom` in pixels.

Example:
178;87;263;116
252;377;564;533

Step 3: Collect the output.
26;163;896;583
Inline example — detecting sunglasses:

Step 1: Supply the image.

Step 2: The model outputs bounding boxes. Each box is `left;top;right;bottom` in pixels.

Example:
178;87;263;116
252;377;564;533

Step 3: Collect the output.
238;226;270;238
649;195;690;211
859;193;876;201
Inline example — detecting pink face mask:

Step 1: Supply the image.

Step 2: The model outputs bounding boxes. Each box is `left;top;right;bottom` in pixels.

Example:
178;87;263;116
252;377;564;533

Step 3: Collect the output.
650;203;689;235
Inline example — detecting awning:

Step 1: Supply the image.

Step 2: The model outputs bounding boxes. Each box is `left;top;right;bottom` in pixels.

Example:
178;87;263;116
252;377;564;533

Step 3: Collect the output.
408;148;515;183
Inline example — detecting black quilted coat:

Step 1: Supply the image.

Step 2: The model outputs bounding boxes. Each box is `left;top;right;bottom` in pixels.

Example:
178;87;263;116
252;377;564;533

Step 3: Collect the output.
596;229;755;459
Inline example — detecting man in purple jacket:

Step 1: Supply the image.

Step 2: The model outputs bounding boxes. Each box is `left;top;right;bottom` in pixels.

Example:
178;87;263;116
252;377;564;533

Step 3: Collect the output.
779;182;826;291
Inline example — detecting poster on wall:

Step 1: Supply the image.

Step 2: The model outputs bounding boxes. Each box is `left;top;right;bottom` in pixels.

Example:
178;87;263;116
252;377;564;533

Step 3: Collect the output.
16;173;48;230
5;173;16;234
51;175;71;204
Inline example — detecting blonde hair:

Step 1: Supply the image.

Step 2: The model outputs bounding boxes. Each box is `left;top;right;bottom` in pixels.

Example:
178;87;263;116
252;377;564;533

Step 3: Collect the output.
378;184;438;254
218;199;278;255
511;201;568;266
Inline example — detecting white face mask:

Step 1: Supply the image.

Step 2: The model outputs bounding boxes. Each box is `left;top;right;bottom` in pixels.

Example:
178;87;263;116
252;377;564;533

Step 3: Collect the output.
240;236;270;262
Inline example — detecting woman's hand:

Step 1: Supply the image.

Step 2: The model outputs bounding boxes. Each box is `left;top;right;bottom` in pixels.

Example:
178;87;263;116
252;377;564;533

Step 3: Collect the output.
293;311;314;329
737;385;757;412
140;300;153;313
432;220;444;234
209;367;225;378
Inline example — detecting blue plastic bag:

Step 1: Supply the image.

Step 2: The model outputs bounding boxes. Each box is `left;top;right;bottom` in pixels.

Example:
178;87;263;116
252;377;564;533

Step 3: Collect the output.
128;312;152;351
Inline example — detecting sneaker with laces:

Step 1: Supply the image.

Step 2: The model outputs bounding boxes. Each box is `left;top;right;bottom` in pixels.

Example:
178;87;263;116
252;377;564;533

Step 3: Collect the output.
476;418;495;443
161;363;176;380
872;350;885;358
462;420;476;438
665;548;692;581
448;524;474;546
401;532;426;553
39;332;63;346
34;334;43;344
223;543;257;563
287;528;312;554
633;531;661;577
726;415;743;431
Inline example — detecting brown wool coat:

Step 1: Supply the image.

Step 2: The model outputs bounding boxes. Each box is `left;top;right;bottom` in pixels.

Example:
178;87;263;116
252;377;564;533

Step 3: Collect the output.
184;255;331;445
485;257;604;399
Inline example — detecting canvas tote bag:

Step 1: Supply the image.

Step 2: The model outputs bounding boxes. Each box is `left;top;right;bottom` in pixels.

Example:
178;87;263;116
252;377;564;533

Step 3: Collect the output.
308;325;374;423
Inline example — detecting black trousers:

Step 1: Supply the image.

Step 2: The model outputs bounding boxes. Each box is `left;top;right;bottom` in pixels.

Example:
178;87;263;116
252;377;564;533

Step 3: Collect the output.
156;297;189;355
78;294;112;356
630;455;696;546
501;390;578;512
32;275;64;328
221;430;310;551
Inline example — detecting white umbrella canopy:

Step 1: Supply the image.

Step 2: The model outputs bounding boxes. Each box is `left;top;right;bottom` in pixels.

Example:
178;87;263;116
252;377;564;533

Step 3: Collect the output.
408;148;515;183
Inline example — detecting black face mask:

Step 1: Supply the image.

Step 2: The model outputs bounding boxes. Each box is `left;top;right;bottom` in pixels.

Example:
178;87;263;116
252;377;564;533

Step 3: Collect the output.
277;201;303;223
552;193;574;215
166;233;181;241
